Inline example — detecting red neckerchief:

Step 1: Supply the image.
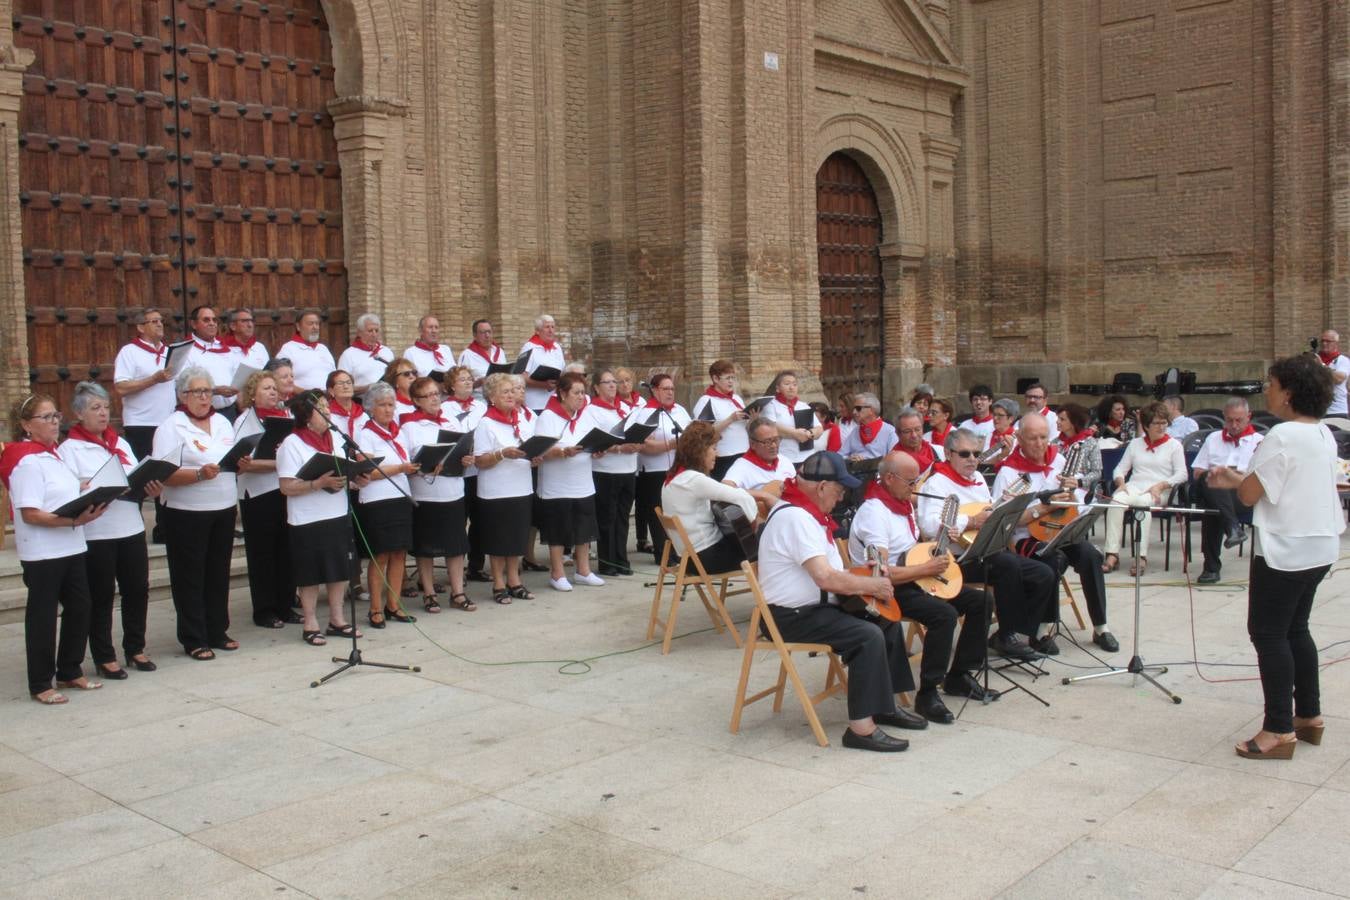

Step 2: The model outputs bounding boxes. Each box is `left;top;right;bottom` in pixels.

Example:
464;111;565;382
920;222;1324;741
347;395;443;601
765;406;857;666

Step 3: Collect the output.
774;393;798;413
175;404;215;427
414;340;444;365
857;418;883;445
970;413;993;425
255;405;289;419
779;477;839;538
590;395;624;415
1059;426;1094;448
351;338;384;358
1107;413;1124;429
132;338;165;364
0;440;61;489
291;331;320;350
931;460;980;488
66;424;132;465
1039;406;1053;419
1223;424;1256;445
328;399;363;435
395;392;413;407
899;442;936;472
663;465;686;486
825;423;841;453
543;397;583;432
703;386;744;410
1321;350;1340;366
991;426;1015;443
192;337;229;354
363;419;408;461
485;405;523;439
625;391;642;408
527;333;557;352
294;426;334;455
863;479;916;537
220;334;257;353
446;396;476;413
400;409;446;427
1000;444;1058;476
465;341;501;364
1143;433;1171;453
927;423;953;446
741;449;778;471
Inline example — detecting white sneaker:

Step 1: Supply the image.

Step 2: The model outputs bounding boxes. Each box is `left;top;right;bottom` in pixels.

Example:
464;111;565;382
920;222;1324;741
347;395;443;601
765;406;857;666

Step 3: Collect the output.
572;572;605;587
549;577;573;592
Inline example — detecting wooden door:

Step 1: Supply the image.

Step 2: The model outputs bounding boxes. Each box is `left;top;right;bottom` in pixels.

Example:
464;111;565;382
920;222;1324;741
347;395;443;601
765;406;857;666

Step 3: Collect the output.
816;152;884;406
14;0;344;417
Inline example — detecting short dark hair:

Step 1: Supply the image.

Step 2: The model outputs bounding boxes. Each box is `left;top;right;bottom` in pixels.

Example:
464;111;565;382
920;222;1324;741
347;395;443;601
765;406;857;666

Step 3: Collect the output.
968;384;993;400
1059;402;1091;434
709;359;736;379
471;318;492;334
1269;355;1334;418
287;389;324;425
556;371;587;398
189;304;215;322
649;373;673;390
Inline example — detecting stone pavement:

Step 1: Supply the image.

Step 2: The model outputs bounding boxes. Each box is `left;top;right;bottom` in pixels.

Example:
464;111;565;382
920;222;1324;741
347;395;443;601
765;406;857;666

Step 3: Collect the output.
3;528;1350;899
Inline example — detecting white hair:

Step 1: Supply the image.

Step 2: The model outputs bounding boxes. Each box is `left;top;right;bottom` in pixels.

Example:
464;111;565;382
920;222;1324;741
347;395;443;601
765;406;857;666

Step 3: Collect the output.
364;381;395;406
71;381;110;415
355;312;381;331
176;365;213;394
1223;396;1250;412
534;313;556;329
945;427;983;453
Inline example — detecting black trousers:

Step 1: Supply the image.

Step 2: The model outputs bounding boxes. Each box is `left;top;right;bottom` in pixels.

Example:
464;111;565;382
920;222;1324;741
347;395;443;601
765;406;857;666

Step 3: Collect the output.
593;471;636;573
464;475;484;572
240;490;295;625
162;505;237;651
767;604;906;720
1192;476;1247;573
960;551;1056;639
84;533;150;662
897;585;990;690
1020;539;1108;628
635;470;666;552
23;553;91;695
1248;555;1329;733
687;534;746;576
124;426;163;540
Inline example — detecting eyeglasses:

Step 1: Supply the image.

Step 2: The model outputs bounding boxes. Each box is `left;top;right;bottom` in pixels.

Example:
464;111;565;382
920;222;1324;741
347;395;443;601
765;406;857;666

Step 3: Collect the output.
30;412;61;423
330;379;353;387
950;449;980;459
752;436;780;445
184;387;212;397
396;371;415;379
886;473;920;486
413;392;439;401
598;380;617;386
852;405;867;412
143;318;164;325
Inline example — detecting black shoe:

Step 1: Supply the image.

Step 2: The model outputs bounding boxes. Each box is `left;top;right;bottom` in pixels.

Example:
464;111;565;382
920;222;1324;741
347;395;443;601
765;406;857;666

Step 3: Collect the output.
1093;631;1120;653
1197;569;1220;584
466;569;493;583
875;706;928;731
914;690;954;724
127;654;157;672
598;565;619;577
521;560;549;573
841;727;909;752
96;662;129;680
254;616;286;629
989;633;1042;662
283;610;304;625
1224;525;1249;549
635;541;653;555
1032;634;1060;656
943;672;1001;701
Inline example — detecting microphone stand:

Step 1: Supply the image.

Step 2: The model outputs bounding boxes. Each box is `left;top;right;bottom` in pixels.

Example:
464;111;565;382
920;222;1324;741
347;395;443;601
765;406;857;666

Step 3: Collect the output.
308;404;421;688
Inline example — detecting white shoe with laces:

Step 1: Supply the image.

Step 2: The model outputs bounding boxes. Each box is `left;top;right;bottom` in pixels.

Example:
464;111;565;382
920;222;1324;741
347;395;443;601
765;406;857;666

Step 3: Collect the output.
549;577;573;592
572;572;606;587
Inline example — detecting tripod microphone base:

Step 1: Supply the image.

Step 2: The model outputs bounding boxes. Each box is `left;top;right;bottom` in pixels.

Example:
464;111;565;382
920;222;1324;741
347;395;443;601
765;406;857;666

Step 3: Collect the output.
310;648;421;688
1062;654;1182;704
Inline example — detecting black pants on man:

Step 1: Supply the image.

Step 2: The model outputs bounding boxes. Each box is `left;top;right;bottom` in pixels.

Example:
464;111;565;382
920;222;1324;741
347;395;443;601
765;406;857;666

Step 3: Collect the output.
895;585;990;690
1192;475;1247;575
960;551;1056;639
767;603;906;720
1015;538;1108;628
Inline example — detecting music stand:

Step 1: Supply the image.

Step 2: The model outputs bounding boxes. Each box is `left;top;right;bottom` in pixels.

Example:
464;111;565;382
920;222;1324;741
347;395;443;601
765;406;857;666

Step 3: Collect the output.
1033;505;1109;660
955;491;1046;714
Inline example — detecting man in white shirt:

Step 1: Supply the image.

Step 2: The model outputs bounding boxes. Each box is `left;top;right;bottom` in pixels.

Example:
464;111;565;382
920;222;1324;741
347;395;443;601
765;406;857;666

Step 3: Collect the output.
184;305;241;419
221;308;271;374
404;315;456;380
892;406;938;472
964;384;995;448
278;309;336;392
337;312;395;395
1022;382;1059;443
113;308;175;460
724;417;795;506
1192;397;1264;583
840;393;898;461
1164;396;1198;440
1318;330;1350;415
519;314;567;412
459;319;508;396
756;451;924;751
848;451;998;722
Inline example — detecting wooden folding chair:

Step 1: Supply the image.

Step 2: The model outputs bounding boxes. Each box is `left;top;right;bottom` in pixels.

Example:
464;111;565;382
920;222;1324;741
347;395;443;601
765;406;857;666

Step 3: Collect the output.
835;538;917;707
645;508;748;654
1059;576;1087;629
730;562;848;747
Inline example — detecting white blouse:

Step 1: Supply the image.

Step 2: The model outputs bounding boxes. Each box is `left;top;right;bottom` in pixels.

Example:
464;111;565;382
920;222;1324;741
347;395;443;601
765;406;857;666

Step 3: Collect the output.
441;397;486;478
277;338;336;392
659;469;756;554
690;393;749;457
233;411;286;500
401;417;466;504
355;422;413;504
472;410;537;500
589;402;639;476
764;398;820;465
638;404;691;473
59;436;144;541
276;433;352;527
9;449;87;561
1250;421;1345;571
337;344;395;391
152;411;238;511
1114;436;1188;492
536;407;596;500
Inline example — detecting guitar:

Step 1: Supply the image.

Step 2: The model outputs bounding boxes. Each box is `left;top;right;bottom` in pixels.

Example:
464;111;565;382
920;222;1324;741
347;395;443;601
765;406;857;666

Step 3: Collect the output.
839;544;902;622
1027;442;1084;542
959;473;1032;545
710;480;784;562
905;495;964;599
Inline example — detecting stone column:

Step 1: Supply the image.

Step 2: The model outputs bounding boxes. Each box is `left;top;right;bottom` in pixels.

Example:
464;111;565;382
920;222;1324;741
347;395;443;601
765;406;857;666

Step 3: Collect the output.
0;45;33;430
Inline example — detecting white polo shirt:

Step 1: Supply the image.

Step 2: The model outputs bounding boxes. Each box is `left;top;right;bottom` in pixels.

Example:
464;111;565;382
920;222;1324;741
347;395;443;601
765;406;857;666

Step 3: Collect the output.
473;410;537;499
690;393;749;456
964;415;996;449
59;436;144;541
588;401;639;476
638;404;691;474
1251;422;1345;570
1193;428;1264;474
185;338;239;411
756;502;840;609
723;452;794;491
457;343;508;398
337;343;395;391
152;411;238;511
278;337;337;392
113;341;176;426
917;466;992;539
405;342;456;379
9;449;88;560
226;338;271;374
518;339;567;411
764;398;819;465
276;433;351;527
847;495;919;566
401;416;466;503
355;421;413;504
1327;355;1350;415
233;411;286;500
536;407;596;500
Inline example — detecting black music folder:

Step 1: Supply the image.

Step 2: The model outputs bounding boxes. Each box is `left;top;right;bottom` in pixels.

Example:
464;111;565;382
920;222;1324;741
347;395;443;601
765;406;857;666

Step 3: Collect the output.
53;485;127;519
215;435;261;473
295;452;384;484
794;407;816;452
517;434;559;459
123;458;180;502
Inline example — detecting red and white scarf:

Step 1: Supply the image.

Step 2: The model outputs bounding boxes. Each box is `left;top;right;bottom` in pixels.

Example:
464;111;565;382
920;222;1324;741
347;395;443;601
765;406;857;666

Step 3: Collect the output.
999;444;1058;476
294;425;334;455
485;406;524;440
400;409;447;427
543;396;583;432
779;477;839;539
862;479;916;539
465;341;501;364
1223;424;1256;445
413;340;444;366
526;333;557;353
363;419;408;461
703;385;743;410
1143;433;1171;453
351;338;384;358
132;338;165;365
931;460;981;488
0;440;61;490
66;425;132;465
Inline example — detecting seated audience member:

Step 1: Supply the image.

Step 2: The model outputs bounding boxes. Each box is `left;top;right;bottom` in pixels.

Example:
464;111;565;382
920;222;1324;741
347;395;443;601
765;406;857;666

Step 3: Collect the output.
757;451;924;751
1094;393;1134;443
1100;401;1188;575
1164;395;1199;440
1192;397;1264;584
1318;329;1350;416
840;393;898;461
848;451;999;721
659;421;757;574
892;406;937;472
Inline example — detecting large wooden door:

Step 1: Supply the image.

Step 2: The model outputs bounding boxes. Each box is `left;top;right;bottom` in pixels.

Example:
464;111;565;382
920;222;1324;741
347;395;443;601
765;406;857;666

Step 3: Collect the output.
15;0;345;417
816;152;884;405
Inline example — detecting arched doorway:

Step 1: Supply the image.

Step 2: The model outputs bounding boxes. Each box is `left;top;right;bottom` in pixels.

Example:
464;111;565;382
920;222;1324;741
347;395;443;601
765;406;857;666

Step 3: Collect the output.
816;151;884;406
14;0;346;416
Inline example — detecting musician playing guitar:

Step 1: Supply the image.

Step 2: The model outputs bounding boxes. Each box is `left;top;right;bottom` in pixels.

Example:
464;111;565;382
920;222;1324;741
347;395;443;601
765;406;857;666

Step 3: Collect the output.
916;427;1056;662
723;417;794;511
992;413;1118;654
757;451;927;752
848;452;999;723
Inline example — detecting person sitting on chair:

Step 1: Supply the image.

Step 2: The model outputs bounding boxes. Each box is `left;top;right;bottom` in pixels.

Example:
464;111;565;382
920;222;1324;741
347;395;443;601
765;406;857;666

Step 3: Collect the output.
724;417;794;507
1192;397;1264;584
1164;396;1199;440
892;406;938;473
757;451;926;751
848;451;999;723
659;422;757;574
839;393;897;461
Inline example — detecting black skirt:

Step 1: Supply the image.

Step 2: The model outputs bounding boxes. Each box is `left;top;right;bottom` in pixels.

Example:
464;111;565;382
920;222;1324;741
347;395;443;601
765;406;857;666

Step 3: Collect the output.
478;494;533;557
290;516;357;586
537;495;599;548
412;499;468;558
355;496;414;557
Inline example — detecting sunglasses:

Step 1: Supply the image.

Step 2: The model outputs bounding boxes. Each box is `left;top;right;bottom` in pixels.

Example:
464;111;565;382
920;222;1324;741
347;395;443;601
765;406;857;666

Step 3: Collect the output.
950;449;980;459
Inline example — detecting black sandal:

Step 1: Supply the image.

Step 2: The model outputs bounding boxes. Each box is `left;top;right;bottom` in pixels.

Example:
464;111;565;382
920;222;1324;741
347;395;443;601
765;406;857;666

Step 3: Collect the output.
423;594;442;614
521;560;548;573
448;592;477;612
211;635;240;651
325;623;361;638
385;607;417;623
302;630;327;646
187;647;216;661
506;583;534;601
492;587;513;605
367;610;386;629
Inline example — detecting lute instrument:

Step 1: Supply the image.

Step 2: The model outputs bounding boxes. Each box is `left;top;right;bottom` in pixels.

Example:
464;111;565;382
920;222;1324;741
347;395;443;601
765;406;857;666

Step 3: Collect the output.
905;495;964;599
959;473;1032;546
840;544;902;622
1027;442;1084;542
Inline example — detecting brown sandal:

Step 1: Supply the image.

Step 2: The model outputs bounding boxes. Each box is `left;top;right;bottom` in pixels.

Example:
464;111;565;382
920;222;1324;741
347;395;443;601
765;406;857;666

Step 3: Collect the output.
1101;553;1120;574
1129;556;1148;577
448;592;477;612
423;593;442;614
